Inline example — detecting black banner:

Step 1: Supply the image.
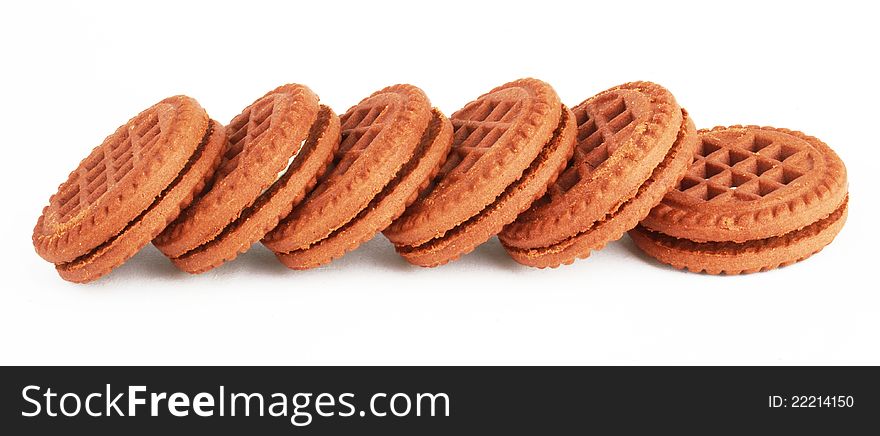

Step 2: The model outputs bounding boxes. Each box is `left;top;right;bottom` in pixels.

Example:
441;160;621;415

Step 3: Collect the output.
2;367;876;433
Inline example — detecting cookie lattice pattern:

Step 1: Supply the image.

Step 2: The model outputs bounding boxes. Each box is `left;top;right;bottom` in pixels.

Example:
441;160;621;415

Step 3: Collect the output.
549;94;635;197
335;102;392;174
55;110;163;223
219;95;277;179
677;132;815;202
447;97;523;174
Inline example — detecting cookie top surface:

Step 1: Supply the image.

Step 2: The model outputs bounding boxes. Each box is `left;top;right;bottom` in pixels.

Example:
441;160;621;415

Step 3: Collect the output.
501;81;682;248
154;84;320;257
33;95;208;263
640;126;848;242
385;78;561;246
56;120;228;282
262;84;432;252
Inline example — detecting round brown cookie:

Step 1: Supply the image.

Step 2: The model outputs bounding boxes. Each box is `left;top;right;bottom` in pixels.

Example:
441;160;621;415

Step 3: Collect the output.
639;126;848;242
384;78;574;266
631;126;848;274
385;79;563;246
57;121;227;282
630;198;848;274
153;84;331;273
262;84;433;255
171;106;340;273
504;110;698;268
33;95;209;264
274;109;453;269
395;106;577;267
500;82;686;252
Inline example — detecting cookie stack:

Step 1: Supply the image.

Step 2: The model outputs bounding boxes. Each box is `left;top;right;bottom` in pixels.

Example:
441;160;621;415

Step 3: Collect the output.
33;79;848;282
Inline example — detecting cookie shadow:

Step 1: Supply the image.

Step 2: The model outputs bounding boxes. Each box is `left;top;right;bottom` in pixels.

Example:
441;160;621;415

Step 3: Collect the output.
92;233;535;284
616;233;679;273
93;243;292;286
300;235;522;273
229;244;293;276
85;244;189;287
463;237;522;272
329;235;414;272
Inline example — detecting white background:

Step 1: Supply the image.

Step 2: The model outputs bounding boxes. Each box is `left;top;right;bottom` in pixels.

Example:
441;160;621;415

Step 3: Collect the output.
1;1;877;365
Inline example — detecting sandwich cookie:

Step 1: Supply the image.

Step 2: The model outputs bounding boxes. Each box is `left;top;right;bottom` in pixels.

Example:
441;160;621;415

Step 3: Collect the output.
384;78;577;266
500;82;698;267
263;85;450;269
630;126;848;274
154;84;339;273
33;96;224;282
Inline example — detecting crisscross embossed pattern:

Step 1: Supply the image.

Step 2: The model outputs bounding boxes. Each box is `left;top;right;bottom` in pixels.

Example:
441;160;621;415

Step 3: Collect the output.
334;97;398;174
550;93;640;197
217;95;278;179
54;110;165;225
443;94;523;177
676;130;814;203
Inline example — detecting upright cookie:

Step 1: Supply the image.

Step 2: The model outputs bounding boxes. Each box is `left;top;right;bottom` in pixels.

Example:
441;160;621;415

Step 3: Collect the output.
500;82;698;268
630;126;848;274
33;96;222;282
384;78;577;267
154;84;339;273
263;84;449;269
